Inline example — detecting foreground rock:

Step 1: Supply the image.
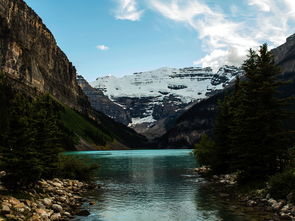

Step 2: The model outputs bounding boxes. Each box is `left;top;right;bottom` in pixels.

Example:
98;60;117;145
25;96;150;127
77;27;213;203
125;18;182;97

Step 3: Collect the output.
195;166;295;221
0;178;96;220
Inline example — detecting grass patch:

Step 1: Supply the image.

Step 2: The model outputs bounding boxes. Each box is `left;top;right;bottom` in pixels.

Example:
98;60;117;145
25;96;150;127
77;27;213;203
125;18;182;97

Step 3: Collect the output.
57;155;99;182
268;169;295;202
60;105;113;146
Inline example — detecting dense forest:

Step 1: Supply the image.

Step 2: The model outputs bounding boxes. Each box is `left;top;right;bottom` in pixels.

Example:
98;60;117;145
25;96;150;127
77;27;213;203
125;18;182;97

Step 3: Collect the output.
0;74;101;188
194;44;295;201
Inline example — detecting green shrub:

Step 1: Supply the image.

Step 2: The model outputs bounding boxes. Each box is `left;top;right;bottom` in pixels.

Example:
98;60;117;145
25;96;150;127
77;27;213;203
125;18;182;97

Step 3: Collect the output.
193;135;216;167
194;135;228;174
269;169;295;202
57;155;99;182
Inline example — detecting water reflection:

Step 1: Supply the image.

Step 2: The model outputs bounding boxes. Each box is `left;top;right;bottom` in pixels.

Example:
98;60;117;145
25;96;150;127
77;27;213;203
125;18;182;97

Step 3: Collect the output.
67;150;264;221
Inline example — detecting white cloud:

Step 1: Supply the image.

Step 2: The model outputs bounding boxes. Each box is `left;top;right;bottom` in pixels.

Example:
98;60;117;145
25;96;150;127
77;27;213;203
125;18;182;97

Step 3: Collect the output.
248;0;271;12
148;0;295;71
115;0;143;21
283;0;295;19
150;0;212;23
97;45;109;51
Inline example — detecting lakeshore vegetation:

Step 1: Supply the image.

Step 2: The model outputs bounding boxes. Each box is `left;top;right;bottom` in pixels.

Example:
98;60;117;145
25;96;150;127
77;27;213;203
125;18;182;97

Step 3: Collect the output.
194;44;295;202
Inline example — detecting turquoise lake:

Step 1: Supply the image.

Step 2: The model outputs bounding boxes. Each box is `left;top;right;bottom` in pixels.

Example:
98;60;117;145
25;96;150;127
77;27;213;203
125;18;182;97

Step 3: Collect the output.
66;149;266;221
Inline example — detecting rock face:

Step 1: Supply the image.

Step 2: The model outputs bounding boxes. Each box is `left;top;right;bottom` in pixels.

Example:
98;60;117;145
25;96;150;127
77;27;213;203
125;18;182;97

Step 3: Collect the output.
77;75;131;125
156;93;222;148
158;34;295;148
272;34;295;75
90;66;242;138
0;0;90;113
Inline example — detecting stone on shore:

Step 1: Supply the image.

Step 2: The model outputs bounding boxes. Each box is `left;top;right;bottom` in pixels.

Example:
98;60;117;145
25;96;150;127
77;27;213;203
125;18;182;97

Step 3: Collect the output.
0;178;95;220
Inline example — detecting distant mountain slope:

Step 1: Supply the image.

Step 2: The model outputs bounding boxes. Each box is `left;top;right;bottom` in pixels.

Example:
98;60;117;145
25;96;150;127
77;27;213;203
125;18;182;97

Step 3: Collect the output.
77;75;131;125
157;34;295;148
0;0;148;150
90;66;242;138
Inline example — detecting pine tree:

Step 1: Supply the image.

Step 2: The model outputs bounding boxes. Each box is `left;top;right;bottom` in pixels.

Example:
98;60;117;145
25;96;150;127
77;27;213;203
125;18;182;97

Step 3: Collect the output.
1;93;43;188
32;95;64;178
229;44;290;179
194;44;291;181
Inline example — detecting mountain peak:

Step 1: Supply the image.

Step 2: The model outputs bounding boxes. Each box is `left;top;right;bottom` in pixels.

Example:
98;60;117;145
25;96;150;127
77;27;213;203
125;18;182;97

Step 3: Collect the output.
286;33;295;42
90;66;243;133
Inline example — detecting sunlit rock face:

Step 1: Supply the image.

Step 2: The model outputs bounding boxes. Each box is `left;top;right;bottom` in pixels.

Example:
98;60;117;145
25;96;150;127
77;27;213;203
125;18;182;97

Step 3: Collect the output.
0;0;90;114
90;66;242;138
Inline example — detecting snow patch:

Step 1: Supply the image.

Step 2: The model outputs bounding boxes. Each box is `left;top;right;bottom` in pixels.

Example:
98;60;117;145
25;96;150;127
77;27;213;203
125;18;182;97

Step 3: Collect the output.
128;115;156;126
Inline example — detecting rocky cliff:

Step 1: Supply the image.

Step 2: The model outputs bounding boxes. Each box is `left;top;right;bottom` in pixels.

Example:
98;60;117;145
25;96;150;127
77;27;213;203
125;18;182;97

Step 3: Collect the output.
77;75;131;125
0;0;150;150
0;0;90;113
272;34;295;75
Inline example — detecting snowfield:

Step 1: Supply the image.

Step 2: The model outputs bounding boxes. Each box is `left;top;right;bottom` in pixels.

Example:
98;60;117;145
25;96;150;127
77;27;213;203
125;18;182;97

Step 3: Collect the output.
91;66;242;125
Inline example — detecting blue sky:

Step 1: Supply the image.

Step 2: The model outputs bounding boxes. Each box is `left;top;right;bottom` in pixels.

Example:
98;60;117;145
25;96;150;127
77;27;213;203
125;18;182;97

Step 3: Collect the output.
24;0;295;81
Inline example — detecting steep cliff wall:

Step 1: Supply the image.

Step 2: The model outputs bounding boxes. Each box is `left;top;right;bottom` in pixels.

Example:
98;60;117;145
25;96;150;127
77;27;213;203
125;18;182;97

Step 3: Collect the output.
0;0;90;113
272;34;295;75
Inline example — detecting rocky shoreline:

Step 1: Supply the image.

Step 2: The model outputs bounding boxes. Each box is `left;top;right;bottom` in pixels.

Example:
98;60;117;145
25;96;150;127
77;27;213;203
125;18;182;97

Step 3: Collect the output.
0;178;97;220
195;166;295;221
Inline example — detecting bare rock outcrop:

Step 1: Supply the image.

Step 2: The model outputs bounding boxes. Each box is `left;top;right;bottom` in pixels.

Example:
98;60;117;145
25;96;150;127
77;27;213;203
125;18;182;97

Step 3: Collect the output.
0;0;90;114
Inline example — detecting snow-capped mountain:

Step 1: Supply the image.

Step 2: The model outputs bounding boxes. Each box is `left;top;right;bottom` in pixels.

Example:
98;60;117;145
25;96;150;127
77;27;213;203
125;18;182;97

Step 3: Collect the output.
89;65;242;137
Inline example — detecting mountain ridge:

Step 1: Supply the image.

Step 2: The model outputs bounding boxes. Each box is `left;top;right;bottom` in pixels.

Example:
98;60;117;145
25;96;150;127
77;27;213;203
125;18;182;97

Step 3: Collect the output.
87;65;242;138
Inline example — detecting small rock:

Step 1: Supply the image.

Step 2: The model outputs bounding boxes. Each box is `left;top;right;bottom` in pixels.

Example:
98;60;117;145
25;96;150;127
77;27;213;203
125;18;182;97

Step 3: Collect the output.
43;198;52;207
272;201;285;211
58;196;68;203
76;209;90;216
55;190;64;195
50;213;61;220
89;201;96;205
64;211;71;217
25;200;33;207
247;200;257;207
52;204;63;213
37;201;46;209
1;205;10;214
28;214;42;221
52;182;62;188
281;204;291;213
268;198;277;205
8;197;20;205
35;208;50;218
0;171;6;177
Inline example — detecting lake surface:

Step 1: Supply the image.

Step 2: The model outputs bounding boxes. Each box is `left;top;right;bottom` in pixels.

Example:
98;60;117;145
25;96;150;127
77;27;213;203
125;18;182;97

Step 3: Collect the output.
66;149;265;221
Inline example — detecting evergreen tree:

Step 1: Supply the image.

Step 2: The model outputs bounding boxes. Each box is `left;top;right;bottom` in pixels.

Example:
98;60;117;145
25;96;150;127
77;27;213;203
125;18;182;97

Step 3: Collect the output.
32;95;64;178
1;93;43;188
194;78;241;174
194;44;291;181
230;44;290;179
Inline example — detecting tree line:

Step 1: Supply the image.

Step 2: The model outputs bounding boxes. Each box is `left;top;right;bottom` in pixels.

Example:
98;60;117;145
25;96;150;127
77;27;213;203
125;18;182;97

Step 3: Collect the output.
194;44;294;182
0;74;76;188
